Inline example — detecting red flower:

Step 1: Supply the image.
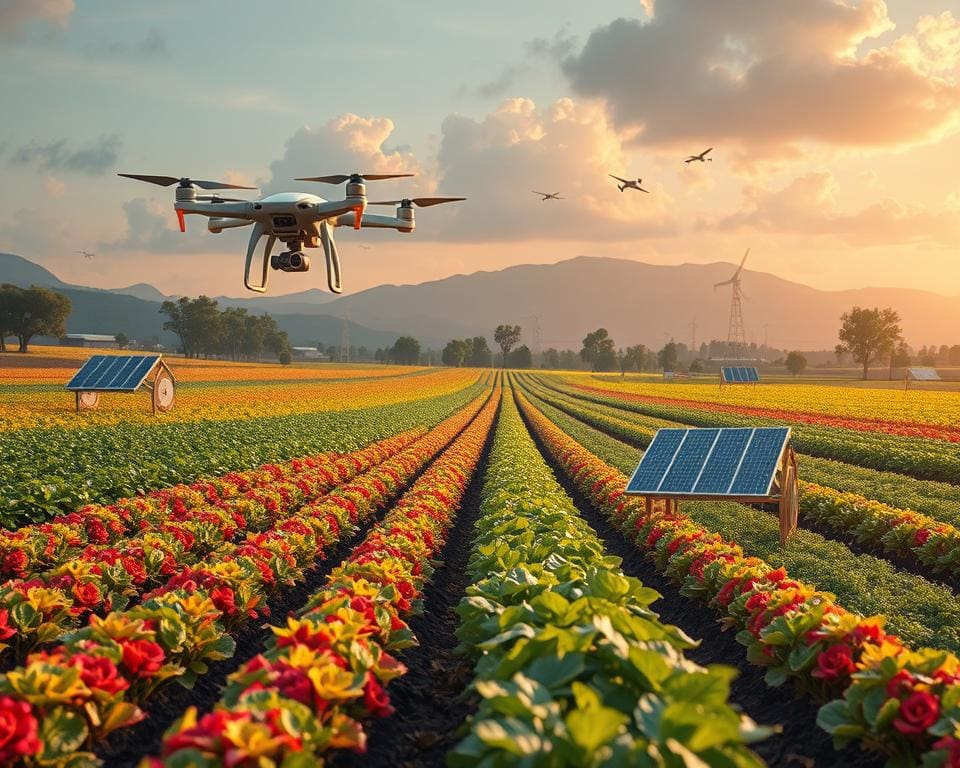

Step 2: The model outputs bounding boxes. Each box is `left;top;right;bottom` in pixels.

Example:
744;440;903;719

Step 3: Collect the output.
2;550;28;578
811;644;856;681
76;655;129;695
72;581;102;608
0;696;41;762
932;735;960;768
211;586;237;616
0;610;15;642
363;677;394;718
885;669;915;699
120;639;165;677
163;710;246;756
273;664;315;709
914;528;931;547
893;691;940;736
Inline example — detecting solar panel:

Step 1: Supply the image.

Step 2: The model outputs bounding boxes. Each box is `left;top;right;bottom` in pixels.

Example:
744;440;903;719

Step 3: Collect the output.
626;426;790;498
66;354;161;391
721;366;760;383
908;367;940;381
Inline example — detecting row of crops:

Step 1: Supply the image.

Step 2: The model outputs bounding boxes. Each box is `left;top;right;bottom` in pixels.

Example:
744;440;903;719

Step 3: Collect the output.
2;365;959;767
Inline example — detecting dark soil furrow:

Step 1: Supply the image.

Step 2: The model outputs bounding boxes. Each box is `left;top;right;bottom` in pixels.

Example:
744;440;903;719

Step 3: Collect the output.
336;399;498;768
514;386;884;768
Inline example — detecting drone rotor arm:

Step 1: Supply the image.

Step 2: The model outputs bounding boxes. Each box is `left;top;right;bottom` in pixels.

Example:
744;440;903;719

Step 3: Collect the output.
336;212;412;231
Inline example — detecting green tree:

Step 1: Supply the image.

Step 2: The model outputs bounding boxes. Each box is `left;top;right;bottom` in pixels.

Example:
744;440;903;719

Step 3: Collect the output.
689;358;704;374
494;324;522;368
836;306;902;380
1;285;71;353
581;328;617;372
442;339;471;367
889;340;912;379
785;351;807;377
507;344;532;369
392;336;421;365
469;336;492;367
658;342;679;372
542;348;561;369
114;332;129;349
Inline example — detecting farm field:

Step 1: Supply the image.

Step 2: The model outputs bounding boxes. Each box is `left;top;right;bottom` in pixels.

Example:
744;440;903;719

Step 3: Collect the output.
1;355;959;768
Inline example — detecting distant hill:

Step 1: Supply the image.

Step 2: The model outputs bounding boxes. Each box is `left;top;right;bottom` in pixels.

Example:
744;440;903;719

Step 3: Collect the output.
5;252;959;350
321;256;960;350
0;253;417;349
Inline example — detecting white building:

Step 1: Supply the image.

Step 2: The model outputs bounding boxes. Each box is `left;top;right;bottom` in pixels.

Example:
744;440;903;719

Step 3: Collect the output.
291;346;328;360
61;334;119;349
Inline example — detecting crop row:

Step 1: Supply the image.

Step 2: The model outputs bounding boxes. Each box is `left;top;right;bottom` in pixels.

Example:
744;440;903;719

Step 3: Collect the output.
524;377;960;584
0;429;428;660
551;377;960;483
0;390;492;767
147;377;500;765
0;380;485;528
516;389;960;767
0;368;481;432
449;388;769;766
521;380;960;654
580;375;960;433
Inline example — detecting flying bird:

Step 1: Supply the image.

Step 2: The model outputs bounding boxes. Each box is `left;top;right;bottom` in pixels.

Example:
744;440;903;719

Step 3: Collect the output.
75;250;95;260
685;148;713;163
532;191;563;201
609;175;650;193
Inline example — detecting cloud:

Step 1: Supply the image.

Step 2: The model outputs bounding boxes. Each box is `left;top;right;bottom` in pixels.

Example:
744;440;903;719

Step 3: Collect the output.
10;135;121;175
457;31;576;100
560;2;960;163
99;197;245;255
0;207;73;257
431;97;678;241
0;0;74;41
711;171;960;248
262;115;423;196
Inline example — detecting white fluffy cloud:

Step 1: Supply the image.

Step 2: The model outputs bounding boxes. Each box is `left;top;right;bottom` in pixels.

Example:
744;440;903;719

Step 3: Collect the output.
561;1;960;164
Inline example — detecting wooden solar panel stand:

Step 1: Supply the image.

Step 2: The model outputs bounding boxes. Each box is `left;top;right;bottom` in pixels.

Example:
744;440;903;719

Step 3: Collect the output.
70;356;177;414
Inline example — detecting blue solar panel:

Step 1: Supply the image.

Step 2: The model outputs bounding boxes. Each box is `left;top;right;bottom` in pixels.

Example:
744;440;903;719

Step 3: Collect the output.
66;354;160;391
908;367;940;381
626;427;790;498
721;366;759;383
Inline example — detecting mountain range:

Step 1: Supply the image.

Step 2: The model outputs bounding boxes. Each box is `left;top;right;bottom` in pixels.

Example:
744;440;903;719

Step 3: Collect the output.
3;252;959;351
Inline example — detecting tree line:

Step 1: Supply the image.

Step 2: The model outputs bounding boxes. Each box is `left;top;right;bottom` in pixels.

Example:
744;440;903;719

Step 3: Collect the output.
0;284;71;353
159;297;293;363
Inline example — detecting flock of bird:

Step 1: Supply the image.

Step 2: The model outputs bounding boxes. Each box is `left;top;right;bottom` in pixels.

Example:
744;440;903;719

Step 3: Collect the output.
532;147;713;201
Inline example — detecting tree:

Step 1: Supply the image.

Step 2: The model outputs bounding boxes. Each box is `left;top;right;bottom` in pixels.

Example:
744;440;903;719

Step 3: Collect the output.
1;285;71;353
392;336;421;365
889;340;911;379
785;351;807;377
689;358;704;374
469;336;492;367
494;324;522;368
542;348;561;369
621;344;647;374
442;339;470;367
507;344;532;369
836;306;902;379
658;342;679;372
580;328;617;372
114;332;129;349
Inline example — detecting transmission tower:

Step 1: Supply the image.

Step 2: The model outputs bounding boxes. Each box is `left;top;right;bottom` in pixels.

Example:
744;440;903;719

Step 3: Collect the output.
521;315;543;358
713;249;749;360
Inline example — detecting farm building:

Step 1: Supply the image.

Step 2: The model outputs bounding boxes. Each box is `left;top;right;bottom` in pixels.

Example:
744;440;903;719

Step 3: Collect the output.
60;333;120;349
291;346;329;360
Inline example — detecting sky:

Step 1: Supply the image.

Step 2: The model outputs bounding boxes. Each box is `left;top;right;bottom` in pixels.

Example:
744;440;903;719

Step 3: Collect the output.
0;0;957;298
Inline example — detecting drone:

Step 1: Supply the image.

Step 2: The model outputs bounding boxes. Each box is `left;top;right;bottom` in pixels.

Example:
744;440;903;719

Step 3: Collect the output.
609;175;650;193
685;148;713;163
74;250;95;260
532;190;563;201
118;172;465;294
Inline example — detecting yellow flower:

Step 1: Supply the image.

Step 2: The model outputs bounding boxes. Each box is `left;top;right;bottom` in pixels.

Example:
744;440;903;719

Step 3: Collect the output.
308;663;365;702
222;719;290;763
24;587;71;616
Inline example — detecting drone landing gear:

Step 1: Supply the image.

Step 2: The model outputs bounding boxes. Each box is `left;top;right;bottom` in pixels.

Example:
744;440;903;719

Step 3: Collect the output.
244;222;275;293
320;221;342;294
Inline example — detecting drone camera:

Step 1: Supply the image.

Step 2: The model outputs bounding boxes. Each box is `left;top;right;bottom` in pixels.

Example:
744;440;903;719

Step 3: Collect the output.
271;251;310;272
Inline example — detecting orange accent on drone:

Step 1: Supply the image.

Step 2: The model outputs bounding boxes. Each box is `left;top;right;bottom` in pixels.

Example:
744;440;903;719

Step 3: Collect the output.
353;206;363;230
176;209;186;233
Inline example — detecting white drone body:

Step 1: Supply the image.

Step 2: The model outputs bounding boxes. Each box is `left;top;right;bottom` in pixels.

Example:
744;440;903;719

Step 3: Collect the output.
118;173;464;294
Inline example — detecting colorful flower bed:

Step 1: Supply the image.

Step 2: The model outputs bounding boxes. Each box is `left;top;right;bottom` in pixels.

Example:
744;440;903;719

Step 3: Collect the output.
449;389;769;766
0;392;492;766
146;382;500;765
0;380;486;528
516;390;960;768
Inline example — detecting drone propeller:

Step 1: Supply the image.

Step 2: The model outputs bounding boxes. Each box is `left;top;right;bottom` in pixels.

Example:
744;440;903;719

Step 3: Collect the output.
118;173;256;191
294;173;415;185
368;197;466;208
195;194;249;203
